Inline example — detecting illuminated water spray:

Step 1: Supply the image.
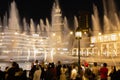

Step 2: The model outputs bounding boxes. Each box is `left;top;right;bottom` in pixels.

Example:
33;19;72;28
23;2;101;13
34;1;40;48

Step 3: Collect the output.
91;0;120;65
0;0;75;62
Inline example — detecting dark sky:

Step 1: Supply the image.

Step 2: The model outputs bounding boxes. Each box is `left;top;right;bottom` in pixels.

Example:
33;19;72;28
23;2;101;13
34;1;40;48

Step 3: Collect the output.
0;0;93;22
0;0;120;24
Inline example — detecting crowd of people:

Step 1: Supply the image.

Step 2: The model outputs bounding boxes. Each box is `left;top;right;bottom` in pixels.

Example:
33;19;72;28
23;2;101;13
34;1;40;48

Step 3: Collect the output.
0;60;120;80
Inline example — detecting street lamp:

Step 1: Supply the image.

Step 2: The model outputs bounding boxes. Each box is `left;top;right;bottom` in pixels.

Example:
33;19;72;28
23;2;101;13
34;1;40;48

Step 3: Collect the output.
75;26;82;76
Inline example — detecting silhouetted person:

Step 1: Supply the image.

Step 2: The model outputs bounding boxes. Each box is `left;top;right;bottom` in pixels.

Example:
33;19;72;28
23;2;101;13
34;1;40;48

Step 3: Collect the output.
0;66;4;80
109;66;117;80
6;62;19;80
29;60;39;80
44;63;57;80
115;69;120;80
100;63;108;80
91;62;100;80
56;61;62;80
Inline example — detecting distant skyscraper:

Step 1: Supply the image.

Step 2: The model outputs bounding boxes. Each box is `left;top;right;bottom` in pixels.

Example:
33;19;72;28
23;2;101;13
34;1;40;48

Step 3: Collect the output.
78;12;89;33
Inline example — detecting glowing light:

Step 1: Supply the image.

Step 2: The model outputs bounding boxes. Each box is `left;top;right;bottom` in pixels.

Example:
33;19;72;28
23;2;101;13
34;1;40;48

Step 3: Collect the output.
40;39;43;41
62;48;68;51
52;33;56;36
90;43;95;48
75;31;82;38
1;33;4;35
70;31;73;35
32;34;39;37
91;37;97;43
98;32;102;35
57;48;60;50
84;31;87;34
12;40;14;42
14;32;18;35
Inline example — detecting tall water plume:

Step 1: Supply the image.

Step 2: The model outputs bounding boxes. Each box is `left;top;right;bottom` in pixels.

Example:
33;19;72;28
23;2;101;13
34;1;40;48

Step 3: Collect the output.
92;4;101;35
3;12;8;28
45;18;51;37
8;1;20;32
103;0;119;33
36;24;40;34
73;16;79;30
23;18;29;34
51;0;63;44
30;19;36;34
7;1;20;50
40;19;45;36
92;0;120;34
63;17;73;49
0;18;2;32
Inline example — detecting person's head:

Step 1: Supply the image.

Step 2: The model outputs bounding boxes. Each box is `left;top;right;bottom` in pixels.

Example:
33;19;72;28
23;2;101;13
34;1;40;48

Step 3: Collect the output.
103;63;107;67
58;61;61;64
48;63;53;69
94;62;97;66
51;62;55;68
12;62;18;67
63;64;66;68
112;66;116;72
35;60;38;63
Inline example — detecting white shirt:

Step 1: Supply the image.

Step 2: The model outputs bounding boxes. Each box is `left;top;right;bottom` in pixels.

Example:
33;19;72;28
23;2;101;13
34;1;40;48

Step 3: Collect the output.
71;68;77;80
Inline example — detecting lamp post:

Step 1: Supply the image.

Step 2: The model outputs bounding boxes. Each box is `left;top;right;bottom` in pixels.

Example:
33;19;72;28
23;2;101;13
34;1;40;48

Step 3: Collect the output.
75;26;82;76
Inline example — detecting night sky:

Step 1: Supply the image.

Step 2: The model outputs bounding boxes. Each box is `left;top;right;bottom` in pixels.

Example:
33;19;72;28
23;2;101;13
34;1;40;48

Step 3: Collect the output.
0;0;120;24
0;0;93;22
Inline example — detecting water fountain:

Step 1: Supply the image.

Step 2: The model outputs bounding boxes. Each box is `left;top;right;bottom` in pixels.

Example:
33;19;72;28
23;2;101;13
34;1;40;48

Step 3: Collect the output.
3;0;119;70
0;0;77;66
91;0;120;65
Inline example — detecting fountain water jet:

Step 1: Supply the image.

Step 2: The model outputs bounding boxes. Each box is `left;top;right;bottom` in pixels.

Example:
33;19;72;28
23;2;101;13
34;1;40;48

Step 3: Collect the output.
91;0;120;65
0;0;78;63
